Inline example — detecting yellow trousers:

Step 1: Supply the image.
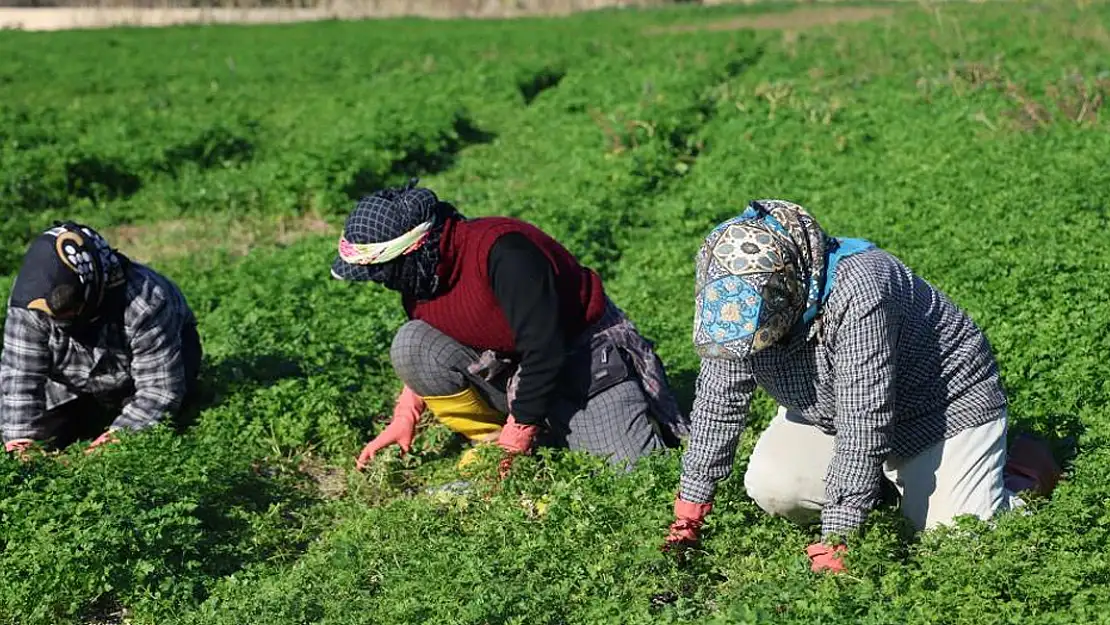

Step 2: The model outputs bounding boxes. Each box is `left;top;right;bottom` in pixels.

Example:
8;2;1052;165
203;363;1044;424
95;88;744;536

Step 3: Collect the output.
421;386;506;441
422;386;506;469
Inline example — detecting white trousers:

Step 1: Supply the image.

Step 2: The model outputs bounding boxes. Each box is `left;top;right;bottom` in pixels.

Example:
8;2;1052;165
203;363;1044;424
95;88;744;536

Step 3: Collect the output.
743;406;1023;532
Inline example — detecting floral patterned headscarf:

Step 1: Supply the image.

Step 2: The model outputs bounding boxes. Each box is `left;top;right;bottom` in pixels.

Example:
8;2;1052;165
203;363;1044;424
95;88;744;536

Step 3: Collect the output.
693;200;873;360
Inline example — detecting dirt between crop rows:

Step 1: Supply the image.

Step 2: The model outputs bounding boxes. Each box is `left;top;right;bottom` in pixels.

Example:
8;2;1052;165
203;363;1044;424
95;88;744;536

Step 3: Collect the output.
104;213;335;265
644;5;895;34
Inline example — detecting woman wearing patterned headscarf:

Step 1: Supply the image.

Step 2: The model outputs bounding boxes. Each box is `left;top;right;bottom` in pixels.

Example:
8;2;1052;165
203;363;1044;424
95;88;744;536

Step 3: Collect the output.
662;200;1062;573
1;222;202;456
331;179;689;474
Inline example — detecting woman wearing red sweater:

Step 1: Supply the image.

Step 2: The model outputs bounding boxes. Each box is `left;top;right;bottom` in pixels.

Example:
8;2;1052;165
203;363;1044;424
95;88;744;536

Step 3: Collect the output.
332;180;689;473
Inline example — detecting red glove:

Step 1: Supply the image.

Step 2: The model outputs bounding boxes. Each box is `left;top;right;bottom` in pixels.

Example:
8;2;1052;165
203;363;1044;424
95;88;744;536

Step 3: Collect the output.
663;498;713;550
84;430;119;454
355;385;425;470
496;414;537;454
495;415;538;478
806;543;848;573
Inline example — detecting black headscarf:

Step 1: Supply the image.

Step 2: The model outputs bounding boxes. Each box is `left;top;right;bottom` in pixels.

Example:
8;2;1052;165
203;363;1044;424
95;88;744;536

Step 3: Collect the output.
10;221;129;327
331;179;463;300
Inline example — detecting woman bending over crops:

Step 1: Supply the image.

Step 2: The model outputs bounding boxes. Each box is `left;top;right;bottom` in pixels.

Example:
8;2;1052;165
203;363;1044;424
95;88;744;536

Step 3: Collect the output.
332;179;689;474
1;222;202;456
663;200;1062;573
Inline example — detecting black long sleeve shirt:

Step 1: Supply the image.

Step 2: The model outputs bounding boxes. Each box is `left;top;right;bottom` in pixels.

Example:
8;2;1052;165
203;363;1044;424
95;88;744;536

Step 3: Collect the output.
486;232;567;426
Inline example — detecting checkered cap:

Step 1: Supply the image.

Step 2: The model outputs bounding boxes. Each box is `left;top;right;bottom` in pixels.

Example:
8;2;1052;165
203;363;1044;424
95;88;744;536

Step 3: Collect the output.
331;181;441;281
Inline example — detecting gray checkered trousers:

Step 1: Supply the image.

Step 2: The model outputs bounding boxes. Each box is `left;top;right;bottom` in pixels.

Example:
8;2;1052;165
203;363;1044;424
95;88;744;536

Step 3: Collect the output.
390;298;689;467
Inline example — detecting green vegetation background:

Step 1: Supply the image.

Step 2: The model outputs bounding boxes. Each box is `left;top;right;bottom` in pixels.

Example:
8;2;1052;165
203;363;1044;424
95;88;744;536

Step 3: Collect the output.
2;2;1109;623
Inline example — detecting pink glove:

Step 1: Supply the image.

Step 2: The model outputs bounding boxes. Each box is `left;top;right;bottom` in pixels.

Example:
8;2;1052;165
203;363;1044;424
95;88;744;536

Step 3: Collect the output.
85;430;119;454
806;543;848;573
4;439;34;460
495;415;538;478
355;385;425;470
663;498;713;550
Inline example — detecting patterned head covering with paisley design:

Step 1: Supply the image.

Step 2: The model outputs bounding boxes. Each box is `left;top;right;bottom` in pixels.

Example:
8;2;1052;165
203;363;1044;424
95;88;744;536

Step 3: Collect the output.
693;200;874;361
9;221;128;324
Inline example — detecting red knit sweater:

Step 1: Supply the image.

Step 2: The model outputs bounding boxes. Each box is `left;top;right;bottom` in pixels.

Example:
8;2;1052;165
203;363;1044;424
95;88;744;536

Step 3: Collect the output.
403;217;607;353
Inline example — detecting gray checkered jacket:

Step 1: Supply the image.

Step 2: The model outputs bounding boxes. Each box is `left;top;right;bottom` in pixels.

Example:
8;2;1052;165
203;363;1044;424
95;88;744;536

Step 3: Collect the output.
679;248;1008;538
1;263;197;443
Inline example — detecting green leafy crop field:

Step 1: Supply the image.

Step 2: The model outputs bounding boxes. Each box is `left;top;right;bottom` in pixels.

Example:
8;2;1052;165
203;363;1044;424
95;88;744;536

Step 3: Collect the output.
2;2;1109;623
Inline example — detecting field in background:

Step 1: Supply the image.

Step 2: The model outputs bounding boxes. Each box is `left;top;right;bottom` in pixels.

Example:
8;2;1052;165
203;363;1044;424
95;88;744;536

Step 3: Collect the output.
1;0;739;31
2;2;1110;624
2;1;670;30
0;0;903;31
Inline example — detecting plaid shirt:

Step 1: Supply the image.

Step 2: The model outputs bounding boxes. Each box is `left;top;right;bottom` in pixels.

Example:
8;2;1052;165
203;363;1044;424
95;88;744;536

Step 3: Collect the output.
680;249;1008;538
1;263;197;443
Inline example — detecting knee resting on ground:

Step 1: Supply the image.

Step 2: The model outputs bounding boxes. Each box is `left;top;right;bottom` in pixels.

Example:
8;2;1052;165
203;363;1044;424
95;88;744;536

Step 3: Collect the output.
743;455;824;526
